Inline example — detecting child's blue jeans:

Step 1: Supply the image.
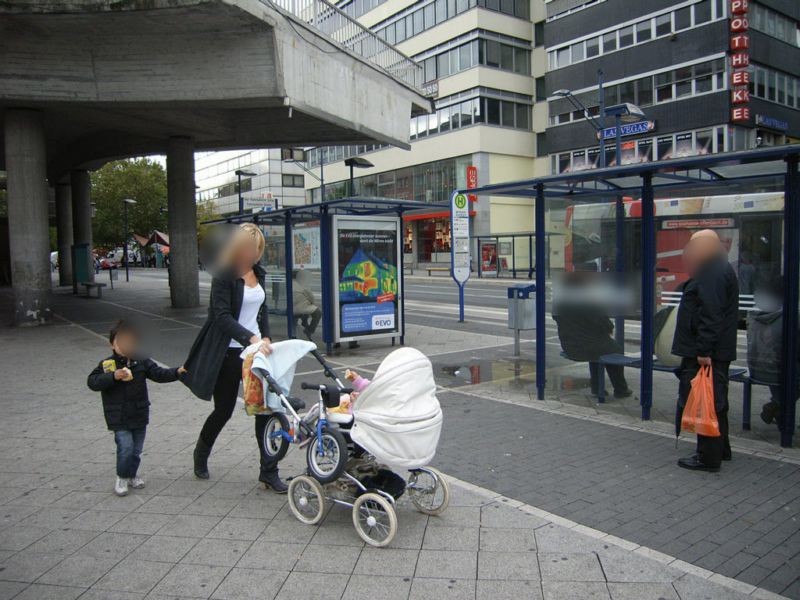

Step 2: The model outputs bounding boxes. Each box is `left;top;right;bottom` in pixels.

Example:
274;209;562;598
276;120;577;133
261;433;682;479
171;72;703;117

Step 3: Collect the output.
114;428;146;478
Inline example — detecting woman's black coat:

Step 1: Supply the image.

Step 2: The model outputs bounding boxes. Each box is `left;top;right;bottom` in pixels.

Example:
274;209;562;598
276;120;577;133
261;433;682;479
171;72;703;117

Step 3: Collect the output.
182;264;270;400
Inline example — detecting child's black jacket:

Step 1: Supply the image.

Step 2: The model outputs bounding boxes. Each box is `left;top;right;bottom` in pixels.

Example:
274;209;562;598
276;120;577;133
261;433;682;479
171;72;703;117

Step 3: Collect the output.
87;353;180;431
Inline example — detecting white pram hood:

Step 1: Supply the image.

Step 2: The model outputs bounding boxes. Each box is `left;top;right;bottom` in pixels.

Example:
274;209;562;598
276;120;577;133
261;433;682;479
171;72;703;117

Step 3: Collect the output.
351;347;442;469
243;340;317;412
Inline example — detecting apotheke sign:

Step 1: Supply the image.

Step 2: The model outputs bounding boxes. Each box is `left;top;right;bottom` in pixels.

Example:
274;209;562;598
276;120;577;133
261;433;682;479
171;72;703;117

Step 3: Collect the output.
730;0;751;123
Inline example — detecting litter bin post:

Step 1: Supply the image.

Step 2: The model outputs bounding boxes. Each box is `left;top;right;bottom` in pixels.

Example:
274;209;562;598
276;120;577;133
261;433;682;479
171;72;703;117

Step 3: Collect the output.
507;284;536;357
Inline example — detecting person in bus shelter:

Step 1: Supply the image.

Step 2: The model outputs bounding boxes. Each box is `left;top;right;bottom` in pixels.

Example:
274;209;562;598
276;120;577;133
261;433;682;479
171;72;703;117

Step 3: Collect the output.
673;230;739;472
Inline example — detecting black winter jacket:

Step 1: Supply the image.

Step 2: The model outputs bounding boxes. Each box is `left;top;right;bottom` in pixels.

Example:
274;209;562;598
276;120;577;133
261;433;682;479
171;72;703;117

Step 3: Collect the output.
87;353;181;431
672;255;739;362
182;264;270;401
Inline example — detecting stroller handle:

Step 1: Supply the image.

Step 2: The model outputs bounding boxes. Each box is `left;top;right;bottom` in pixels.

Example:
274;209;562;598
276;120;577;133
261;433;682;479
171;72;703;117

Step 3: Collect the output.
309;349;342;382
301;382;354;394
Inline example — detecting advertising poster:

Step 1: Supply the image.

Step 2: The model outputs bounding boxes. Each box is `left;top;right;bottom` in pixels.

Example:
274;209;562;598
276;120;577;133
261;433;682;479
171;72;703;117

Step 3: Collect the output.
334;216;401;340
481;241;498;276
292;221;321;269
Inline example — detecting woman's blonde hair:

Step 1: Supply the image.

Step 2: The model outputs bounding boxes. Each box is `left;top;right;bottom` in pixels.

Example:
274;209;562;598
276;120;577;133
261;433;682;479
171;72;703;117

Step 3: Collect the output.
219;223;265;268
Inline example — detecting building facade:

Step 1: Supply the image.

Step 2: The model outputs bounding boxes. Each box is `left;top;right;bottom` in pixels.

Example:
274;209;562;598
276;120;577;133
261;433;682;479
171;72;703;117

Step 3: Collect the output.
544;0;800;174
194;149;308;217
303;0;550;266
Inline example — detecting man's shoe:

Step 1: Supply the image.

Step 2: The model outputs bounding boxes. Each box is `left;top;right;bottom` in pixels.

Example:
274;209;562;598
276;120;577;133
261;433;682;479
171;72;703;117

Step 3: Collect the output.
129;476;146;489
193;436;212;480
677;456;720;472
259;471;288;494
722;452;732;462
614;388;633;399
114;477;130;496
287;397;306;412
760;401;779;425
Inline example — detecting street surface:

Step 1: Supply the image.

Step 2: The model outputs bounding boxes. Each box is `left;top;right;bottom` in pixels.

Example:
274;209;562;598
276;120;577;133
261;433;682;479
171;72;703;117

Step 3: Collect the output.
0;273;796;599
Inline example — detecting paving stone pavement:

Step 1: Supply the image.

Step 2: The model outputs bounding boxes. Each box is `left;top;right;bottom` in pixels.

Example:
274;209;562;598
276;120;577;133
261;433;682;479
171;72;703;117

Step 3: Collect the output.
0;284;795;599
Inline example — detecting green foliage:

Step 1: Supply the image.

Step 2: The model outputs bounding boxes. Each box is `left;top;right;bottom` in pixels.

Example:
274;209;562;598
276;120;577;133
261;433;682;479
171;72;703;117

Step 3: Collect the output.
91;158;168;247
196;200;218;242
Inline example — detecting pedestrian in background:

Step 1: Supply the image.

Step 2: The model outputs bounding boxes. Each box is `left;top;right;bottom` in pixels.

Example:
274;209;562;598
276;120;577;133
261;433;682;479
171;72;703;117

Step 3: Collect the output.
673;230;739;472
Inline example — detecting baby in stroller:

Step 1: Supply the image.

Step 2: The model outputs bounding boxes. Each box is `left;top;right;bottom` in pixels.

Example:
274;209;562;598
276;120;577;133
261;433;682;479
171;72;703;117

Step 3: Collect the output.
327;369;370;415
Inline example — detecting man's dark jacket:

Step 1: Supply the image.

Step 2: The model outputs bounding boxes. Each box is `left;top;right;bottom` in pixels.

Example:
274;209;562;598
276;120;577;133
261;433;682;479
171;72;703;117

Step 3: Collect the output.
87;354;181;431
672;255;739;361
182;264;270;401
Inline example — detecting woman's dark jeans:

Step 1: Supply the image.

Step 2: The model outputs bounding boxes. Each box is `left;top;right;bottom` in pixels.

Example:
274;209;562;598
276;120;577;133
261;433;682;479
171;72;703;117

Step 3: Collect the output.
199;348;278;475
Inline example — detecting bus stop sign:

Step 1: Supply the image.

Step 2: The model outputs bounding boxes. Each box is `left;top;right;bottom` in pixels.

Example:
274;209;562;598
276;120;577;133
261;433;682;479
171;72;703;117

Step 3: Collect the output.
450;192;470;285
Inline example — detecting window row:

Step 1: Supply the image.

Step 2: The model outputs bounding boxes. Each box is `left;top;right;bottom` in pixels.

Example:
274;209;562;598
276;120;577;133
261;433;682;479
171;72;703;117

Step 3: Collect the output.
339;0;389;21
418;36;531;84
551;127;727;174
749;64;800;110
546;0;607;23
548;0;724;70
549;59;726;126
410;95;531;140
308;144;386;168
375;0;528;46
750;2;800;47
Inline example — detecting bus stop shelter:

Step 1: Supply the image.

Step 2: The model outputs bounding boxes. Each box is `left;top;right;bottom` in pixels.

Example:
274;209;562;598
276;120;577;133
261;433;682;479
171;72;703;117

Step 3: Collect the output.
213;198;448;354
459;145;800;447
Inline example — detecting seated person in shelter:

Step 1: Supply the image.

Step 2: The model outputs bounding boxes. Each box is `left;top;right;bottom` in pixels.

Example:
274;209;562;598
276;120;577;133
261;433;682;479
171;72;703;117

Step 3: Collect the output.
553;271;632;399
747;277;800;426
292;269;322;339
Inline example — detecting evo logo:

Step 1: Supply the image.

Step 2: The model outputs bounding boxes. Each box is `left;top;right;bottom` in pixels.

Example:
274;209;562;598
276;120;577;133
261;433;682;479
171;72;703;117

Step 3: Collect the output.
372;314;395;330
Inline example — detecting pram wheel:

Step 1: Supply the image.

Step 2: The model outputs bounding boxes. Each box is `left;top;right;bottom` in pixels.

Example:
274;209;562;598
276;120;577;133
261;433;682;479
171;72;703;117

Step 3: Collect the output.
288;475;326;525
262;413;290;461
407;467;450;516
306;427;347;484
352;492;397;547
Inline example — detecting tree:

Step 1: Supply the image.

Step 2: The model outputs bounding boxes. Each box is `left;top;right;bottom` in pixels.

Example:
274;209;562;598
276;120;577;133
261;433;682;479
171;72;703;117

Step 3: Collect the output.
91;158;168;248
196;200;219;243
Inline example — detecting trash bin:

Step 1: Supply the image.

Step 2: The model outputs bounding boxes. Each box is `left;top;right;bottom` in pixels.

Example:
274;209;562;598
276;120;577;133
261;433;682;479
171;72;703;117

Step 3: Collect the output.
507;284;536;356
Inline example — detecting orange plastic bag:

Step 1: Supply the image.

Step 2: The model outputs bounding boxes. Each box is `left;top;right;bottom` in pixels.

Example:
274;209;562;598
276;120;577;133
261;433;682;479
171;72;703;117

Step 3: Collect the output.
242;353;269;416
681;365;721;437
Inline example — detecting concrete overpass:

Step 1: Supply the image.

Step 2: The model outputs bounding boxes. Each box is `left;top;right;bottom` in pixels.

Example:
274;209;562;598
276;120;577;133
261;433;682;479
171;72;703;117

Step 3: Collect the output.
0;0;430;323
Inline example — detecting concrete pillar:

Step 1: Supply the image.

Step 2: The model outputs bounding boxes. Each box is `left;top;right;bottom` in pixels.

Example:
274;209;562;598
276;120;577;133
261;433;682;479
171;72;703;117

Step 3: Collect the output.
55;180;73;286
71;169;94;284
167;136;200;308
4;109;52;325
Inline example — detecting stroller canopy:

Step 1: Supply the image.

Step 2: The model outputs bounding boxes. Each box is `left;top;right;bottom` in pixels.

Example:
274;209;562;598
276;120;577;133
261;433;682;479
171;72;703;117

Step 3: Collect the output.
351;347;442;469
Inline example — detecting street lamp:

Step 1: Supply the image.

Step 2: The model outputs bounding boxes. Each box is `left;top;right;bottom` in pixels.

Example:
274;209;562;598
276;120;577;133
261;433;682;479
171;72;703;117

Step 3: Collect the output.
283;148;326;203
122;198;137;282
344;157;374;197
235;169;256;214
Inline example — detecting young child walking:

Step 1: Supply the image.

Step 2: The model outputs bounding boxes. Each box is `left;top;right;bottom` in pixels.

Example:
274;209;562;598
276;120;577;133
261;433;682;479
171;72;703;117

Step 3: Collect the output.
87;320;185;496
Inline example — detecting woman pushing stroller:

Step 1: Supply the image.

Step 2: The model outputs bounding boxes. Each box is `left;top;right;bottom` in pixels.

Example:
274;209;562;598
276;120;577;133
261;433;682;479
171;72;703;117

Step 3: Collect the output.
182;223;303;493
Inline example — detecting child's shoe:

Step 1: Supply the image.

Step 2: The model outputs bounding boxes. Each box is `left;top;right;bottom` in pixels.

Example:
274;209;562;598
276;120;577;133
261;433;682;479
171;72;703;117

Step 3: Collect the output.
129;476;145;489
114;477;129;496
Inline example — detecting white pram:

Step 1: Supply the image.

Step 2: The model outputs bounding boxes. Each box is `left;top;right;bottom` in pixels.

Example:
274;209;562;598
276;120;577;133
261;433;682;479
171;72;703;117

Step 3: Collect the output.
283;347;450;547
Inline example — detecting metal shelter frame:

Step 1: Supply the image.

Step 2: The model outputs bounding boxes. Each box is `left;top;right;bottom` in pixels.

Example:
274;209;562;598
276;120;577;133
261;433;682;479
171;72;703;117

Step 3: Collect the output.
457;145;800;447
210;197;449;354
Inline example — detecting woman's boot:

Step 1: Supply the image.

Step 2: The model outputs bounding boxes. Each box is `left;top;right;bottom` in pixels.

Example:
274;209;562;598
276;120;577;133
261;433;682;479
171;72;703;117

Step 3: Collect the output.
193;436;212;480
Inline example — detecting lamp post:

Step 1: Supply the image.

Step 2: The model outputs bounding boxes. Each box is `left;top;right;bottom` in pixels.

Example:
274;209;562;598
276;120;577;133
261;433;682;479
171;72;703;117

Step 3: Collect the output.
122;198;137;282
604;102;646;348
235;169;256;214
344;157;374;197
553;70;607;167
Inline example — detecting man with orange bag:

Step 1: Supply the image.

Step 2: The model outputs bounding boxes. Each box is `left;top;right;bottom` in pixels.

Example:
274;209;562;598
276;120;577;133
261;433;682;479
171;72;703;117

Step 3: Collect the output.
673;230;739;472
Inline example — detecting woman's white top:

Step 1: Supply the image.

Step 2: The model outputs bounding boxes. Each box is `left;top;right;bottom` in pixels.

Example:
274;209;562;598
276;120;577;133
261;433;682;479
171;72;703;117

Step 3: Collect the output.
229;283;265;348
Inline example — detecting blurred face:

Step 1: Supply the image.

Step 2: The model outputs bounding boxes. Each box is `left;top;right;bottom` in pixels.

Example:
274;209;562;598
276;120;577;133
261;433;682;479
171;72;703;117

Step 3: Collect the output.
112;331;138;357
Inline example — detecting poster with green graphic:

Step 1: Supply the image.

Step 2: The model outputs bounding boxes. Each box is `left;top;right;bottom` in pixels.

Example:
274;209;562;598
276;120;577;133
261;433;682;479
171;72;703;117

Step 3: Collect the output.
333;216;402;341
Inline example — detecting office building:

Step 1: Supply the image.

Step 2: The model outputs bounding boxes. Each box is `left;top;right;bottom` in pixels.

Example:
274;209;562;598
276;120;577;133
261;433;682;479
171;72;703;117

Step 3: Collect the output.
544;0;800;174
303;0;550;266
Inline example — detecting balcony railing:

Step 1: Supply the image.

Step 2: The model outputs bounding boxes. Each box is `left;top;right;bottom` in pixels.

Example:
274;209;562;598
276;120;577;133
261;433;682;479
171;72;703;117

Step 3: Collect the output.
265;0;424;93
